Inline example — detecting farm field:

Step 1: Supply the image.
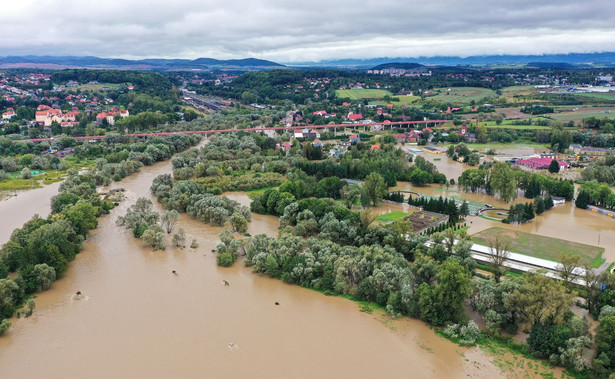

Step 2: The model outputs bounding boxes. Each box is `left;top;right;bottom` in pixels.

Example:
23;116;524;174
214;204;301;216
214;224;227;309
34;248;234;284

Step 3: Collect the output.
549;109;615;122
336;89;391;100
370;95;419;106
573;92;615;101
472;227;605;268
424;87;497;105
481;121;552;130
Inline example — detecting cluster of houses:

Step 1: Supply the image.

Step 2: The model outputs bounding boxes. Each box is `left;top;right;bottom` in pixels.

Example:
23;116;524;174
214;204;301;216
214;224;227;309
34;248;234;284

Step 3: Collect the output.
35;105;80;127
367;68;432;77
570;145;615;157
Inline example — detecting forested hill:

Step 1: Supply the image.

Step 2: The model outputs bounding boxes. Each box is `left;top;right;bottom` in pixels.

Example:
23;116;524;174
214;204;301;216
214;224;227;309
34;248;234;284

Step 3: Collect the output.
370;62;424;70
0;55;285;71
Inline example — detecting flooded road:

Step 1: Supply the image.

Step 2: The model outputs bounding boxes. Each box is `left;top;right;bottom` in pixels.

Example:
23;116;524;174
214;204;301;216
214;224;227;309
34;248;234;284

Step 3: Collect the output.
0;155;503;378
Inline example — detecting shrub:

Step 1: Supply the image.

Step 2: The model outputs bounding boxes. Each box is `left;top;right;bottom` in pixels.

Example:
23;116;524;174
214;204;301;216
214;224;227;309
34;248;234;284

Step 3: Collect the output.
217;252;236;267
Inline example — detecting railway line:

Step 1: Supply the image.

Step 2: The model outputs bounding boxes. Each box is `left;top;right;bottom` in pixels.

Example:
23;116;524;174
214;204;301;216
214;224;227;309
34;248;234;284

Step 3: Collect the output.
27;120;447;142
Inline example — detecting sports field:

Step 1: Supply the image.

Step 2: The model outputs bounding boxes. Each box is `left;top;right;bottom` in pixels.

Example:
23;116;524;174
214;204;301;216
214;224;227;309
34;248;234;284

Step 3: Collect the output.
472;227;605;268
336;89;391;100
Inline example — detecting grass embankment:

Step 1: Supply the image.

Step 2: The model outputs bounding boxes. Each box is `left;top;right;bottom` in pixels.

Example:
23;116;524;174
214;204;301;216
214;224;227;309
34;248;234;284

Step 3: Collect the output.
375;211;410;223
472;227;605;268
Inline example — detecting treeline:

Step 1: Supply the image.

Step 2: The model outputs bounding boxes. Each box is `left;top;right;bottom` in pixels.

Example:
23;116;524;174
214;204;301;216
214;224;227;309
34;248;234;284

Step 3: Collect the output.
458;163;574;203
294;149;446;185
575;181;615;210
408;196;468;222
581;153;615;186
51;69;175;99
504;195;553;224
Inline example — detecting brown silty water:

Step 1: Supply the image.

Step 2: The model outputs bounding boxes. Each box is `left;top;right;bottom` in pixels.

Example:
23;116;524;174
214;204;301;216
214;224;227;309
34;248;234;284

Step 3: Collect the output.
0;181;61;245
0;151;504;378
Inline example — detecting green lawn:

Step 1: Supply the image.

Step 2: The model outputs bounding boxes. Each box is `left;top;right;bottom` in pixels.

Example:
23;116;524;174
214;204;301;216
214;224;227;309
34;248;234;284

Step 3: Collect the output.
472;227;605;268
375;211;409;223
336;89;391;100
370;95;419;106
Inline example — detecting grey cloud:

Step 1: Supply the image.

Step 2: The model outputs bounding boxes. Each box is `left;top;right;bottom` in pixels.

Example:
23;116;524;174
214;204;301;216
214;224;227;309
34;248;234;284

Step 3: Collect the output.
0;0;613;61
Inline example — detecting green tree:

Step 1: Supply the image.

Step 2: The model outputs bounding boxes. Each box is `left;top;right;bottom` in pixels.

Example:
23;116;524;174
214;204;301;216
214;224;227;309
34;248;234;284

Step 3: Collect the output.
504;271;572;327
548;159;560;174
141;226;166;250
575;190;590;209
64;202;98;238
160;209;179;234
594;316;615;374
490;162;517;203
229;213;248;234
217;252;236;267
341;184;362;209
362;172;387;206
417;260;472;325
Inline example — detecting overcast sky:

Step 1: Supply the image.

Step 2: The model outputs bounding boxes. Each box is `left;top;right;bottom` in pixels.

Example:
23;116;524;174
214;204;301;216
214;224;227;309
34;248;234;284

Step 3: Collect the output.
1;0;613;62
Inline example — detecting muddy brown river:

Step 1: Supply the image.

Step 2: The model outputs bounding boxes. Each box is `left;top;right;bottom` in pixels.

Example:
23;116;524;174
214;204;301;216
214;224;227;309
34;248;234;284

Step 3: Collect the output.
0;155;506;378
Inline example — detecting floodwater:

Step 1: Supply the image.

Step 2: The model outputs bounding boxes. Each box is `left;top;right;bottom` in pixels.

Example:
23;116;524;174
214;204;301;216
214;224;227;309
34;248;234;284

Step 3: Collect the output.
396;154;615;263
0;154;504;378
0;181;61;245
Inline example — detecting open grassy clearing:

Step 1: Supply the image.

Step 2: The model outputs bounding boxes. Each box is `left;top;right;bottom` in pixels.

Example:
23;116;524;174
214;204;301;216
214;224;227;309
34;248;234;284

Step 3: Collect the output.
424;87;497;104
336;89;391;100
370;95;419;106
74;82;128;91
472;227;605;268
481;121;552;130
375;211;410;223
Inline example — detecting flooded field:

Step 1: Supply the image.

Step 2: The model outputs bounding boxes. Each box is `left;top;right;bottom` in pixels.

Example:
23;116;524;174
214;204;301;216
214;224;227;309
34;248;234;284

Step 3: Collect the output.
395;154;615;263
0;153;506;378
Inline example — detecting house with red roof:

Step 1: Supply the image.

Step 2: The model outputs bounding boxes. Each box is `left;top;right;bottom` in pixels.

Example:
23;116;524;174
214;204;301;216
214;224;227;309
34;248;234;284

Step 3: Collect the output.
349;134;361;144
370;144;380;152
95;109;129;125
2;108;16;120
348;113;363;121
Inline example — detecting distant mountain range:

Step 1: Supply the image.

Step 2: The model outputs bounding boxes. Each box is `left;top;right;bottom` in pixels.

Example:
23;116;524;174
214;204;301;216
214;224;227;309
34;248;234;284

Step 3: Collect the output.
0;55;285;71
291;52;615;68
1;52;615;72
